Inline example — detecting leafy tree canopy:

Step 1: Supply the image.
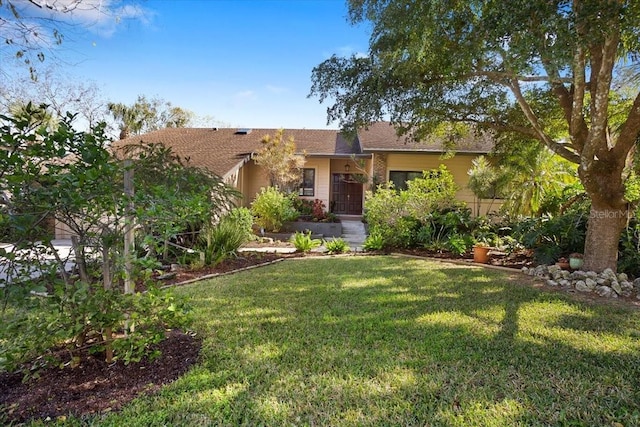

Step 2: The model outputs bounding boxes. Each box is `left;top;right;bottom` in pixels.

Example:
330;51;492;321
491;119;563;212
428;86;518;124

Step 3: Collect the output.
108;95;194;140
311;0;640;272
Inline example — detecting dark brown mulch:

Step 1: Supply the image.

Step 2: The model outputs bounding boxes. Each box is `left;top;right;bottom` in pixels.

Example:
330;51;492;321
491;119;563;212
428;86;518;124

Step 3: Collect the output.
0;330;201;424
157;250;301;286
395;248;537;270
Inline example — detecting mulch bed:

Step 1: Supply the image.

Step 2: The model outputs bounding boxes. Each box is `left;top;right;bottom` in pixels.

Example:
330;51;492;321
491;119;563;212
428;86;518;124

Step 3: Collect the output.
0;330;201;424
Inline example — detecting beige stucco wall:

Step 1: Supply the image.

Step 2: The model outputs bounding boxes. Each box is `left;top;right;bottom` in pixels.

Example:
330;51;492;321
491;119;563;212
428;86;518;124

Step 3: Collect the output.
298;158;331;208
240;159;270;207
381;152;501;216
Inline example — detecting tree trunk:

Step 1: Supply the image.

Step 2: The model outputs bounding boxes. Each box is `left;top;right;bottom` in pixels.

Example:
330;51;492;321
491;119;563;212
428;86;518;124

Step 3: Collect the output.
582;202;628;272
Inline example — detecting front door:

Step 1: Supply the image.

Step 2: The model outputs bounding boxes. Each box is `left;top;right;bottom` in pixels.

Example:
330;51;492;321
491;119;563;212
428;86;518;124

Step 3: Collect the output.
331;173;363;215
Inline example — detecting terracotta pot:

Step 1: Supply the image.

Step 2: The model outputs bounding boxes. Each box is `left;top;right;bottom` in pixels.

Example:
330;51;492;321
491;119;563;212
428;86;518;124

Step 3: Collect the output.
473;245;490;264
556;261;570;270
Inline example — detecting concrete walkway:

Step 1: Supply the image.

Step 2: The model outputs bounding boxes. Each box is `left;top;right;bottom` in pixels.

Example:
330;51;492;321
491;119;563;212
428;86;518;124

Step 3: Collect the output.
340;217;367;252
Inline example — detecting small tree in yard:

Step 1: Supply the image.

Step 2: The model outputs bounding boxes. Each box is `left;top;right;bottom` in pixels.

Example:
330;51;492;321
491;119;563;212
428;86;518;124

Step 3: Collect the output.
0;110;233;373
311;0;640;272
253;129;306;192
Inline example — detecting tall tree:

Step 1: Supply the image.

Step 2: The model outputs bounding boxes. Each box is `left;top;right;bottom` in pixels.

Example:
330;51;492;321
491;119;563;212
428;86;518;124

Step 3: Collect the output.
108;95;194;140
0;66;107;128
310;0;640;272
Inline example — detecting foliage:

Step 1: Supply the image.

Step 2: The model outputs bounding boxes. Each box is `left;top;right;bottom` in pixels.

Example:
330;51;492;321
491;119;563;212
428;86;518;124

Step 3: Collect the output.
0;284;191;373
108;95;194;139
0;1;139;78
199;209;253;266
290;231;321;253
118;142;238;259
253;129;305;191
467;156;500;213
618;214;640;278
324;237;350;254
364;166;461;247
294;198;332;221
309;0;640;271
508;203;590;265
251;187;299;232
362;232;385;251
0;67;108;129
416;206;476;254
292;197;314;216
0;110;198;372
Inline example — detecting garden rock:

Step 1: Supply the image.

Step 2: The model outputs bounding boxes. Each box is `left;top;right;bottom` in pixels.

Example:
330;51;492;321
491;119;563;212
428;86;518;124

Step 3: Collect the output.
585;278;597;290
611;281;623;295
575;280;591;292
595;286;614;298
521;264;637;300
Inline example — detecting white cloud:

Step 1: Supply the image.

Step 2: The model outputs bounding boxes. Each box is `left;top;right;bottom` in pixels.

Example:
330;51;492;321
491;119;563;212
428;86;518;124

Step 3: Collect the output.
230;89;257;107
265;84;288;94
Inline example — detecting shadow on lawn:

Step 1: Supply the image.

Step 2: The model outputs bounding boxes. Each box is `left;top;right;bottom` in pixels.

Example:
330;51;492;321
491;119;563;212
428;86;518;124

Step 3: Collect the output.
117;256;640;426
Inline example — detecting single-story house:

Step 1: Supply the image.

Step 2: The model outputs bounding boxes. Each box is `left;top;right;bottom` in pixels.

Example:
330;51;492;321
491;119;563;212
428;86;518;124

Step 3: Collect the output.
113;122;496;217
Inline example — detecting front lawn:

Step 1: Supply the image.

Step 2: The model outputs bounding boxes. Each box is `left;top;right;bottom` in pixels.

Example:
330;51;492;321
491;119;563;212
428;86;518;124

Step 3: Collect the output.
91;257;640;425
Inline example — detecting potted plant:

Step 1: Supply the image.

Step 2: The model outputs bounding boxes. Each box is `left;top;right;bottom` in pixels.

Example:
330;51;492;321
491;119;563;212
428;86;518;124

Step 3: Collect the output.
569;252;584;270
472;230;499;264
556;257;570;270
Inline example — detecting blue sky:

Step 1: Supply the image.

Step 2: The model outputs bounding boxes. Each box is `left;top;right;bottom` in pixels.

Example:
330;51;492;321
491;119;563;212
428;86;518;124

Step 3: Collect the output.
48;0;371;129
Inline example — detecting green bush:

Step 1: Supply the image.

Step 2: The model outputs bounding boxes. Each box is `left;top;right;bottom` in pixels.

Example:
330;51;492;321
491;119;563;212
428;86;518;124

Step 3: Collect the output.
290;231;322;252
251;187;299;232
200;210;253;266
325;238;350;254
416;207;475;251
0;282;191;374
223;207;255;241
364;166;462;248
363;232;385;251
508;203;589;264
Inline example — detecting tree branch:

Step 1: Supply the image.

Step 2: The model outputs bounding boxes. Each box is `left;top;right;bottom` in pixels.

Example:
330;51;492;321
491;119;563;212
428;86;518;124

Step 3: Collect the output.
507;78;580;163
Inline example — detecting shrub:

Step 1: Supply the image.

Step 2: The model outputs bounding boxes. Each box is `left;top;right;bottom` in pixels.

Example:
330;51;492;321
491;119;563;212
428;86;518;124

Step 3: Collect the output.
223;207;255;241
446;233;475;256
363;232;385;251
364;166;462;248
506;202;589;264
292;197;313;216
0;282;191;373
325;238;350;254
200;211;253;266
251;187;298;232
290;231;322;252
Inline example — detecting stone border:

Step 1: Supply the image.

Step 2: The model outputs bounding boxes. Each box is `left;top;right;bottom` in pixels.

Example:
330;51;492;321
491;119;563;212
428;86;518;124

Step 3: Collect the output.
161;258;286;289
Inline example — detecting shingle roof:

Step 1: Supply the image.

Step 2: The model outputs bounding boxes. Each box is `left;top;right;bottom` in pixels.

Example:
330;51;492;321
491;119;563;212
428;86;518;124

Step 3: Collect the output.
356;122;494;153
112;122;493;178
113;127;361;178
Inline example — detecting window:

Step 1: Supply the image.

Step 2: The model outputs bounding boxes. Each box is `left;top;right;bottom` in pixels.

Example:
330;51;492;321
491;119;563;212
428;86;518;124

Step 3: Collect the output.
299;168;315;196
389;170;422;191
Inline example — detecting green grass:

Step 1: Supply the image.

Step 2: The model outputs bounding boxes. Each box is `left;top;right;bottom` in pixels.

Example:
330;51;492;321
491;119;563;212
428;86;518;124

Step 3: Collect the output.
64;257;640;425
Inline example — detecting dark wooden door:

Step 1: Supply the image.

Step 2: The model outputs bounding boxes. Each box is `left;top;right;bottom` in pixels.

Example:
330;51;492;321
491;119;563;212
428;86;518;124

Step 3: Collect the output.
331;173;363;214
